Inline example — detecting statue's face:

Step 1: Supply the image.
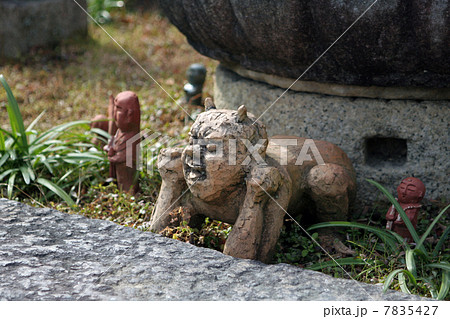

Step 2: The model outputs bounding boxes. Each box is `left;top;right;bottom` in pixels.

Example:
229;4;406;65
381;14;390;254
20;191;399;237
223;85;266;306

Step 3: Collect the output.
114;100;129;131
397;178;424;203
113;91;140;132
181;109;267;202
182;130;247;202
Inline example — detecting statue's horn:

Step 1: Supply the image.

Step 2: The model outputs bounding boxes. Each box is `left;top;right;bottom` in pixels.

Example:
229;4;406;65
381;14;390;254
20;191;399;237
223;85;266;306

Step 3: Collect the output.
204;97;216;111
237;105;248;122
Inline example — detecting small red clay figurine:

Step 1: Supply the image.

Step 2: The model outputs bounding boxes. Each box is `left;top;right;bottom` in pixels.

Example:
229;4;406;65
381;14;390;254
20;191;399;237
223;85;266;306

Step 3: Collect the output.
386;177;426;242
104;91;141;194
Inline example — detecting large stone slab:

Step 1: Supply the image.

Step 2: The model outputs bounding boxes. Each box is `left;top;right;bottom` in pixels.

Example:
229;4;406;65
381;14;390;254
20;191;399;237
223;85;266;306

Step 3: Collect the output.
0;0;88;58
0;198;422;300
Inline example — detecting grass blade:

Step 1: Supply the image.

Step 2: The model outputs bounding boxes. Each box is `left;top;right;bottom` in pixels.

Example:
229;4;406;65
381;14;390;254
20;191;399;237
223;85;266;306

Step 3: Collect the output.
405;249;417;277
0;152;10;168
383;269;417;293
0;168;18;181
308;221;402;252
0;75;28;152
19;165;30;184
307;257;372;271
26;111;46;131
36;178;76;207
0;127;15;138
433;226;450;258
65;153;105;161
31;120;91;146
7;172;17;199
56;168;76;184
398;273;411;294
426;263;450;272
417;204;450;251
90;127;111;139
366;179;422;249
0;131;5;151
41;158;54;175
27;166;35;181
437;271;449;300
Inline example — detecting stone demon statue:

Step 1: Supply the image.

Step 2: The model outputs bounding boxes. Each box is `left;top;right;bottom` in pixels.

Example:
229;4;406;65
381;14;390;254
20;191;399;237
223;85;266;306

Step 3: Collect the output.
150;98;356;263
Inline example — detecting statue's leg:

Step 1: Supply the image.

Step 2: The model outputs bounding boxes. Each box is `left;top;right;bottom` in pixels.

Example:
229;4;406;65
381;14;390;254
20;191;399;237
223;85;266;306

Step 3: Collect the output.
149;148;186;232
223;170;288;263
306;163;355;222
223;204;264;260
149;180;186;232
256;198;288;263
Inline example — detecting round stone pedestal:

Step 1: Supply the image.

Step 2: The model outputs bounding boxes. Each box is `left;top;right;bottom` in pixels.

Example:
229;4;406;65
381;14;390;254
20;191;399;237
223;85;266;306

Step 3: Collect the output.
214;65;449;206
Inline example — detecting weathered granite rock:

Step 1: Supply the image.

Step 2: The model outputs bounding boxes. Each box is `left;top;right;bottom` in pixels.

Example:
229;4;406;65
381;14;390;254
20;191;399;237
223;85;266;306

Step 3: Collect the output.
159;0;450;88
214;65;450;205
0;0;88;59
0;198;423;300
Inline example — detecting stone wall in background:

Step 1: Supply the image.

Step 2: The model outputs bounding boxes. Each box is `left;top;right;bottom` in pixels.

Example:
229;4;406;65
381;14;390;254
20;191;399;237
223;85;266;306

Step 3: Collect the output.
0;198;423;300
0;0;88;58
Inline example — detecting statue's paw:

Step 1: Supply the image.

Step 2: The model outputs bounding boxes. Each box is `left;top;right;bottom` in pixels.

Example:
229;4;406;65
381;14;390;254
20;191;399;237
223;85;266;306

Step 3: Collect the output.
248;166;282;200
160;147;183;159
157;147;184;178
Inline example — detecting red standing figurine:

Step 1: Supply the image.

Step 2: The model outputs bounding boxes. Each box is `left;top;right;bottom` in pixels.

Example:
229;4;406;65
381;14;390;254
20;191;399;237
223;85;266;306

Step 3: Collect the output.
386;177;426;242
104;91;141;194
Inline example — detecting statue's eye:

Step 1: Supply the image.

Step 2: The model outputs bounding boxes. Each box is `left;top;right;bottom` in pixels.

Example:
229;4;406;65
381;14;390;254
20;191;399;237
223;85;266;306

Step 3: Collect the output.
207;144;216;152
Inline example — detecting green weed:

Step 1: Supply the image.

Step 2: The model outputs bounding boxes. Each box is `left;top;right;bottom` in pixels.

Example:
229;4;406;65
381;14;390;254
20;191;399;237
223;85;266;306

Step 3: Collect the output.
308;179;449;300
0;75;108;206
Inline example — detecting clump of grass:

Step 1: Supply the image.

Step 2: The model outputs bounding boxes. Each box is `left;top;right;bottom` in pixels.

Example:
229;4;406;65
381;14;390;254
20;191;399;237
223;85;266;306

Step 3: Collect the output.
156;210;232;252
274;218;321;266
52;181;154;228
0;75;107;206
307;179;449;300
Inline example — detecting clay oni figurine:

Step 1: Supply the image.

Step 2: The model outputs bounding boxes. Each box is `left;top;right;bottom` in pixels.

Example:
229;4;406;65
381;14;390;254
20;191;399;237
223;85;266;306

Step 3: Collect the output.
386;177;426;242
104;91;141;194
183;63;207;106
149;98;356;263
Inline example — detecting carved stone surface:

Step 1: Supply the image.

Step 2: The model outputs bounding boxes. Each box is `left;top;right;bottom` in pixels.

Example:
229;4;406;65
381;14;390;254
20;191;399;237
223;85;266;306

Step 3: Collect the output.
0;0;88;58
159;0;450;88
150;99;356;263
0;198;423;300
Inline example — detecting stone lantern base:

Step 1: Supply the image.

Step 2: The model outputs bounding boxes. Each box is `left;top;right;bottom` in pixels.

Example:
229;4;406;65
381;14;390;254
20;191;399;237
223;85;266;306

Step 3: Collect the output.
214;65;449;208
